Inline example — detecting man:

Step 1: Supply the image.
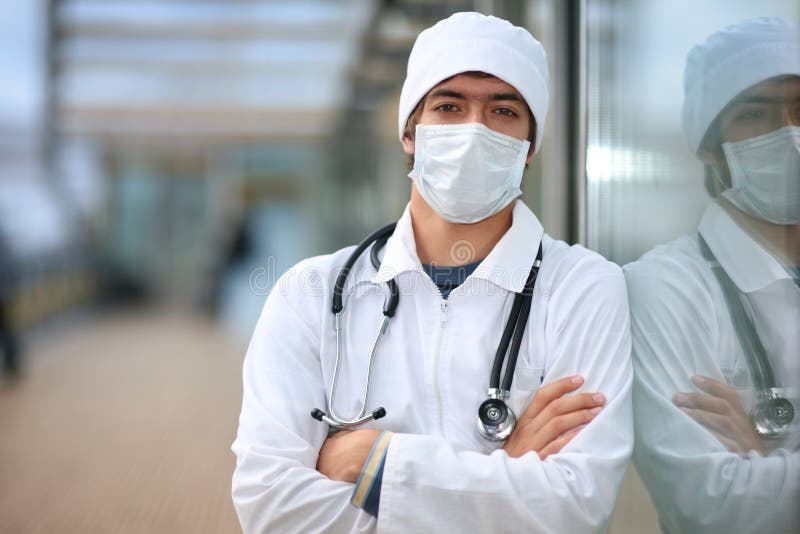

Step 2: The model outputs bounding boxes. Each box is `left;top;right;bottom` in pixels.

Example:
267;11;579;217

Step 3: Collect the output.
625;17;799;533
232;12;632;533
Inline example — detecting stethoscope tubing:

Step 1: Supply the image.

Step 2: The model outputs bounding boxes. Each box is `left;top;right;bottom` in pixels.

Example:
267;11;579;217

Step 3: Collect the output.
697;235;793;438
319;223;397;429
315;222;543;439
332;223;397;315
490;249;542;392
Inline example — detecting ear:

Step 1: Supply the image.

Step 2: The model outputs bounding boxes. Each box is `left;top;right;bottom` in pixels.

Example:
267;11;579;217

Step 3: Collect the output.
401;134;415;156
525;147;536;165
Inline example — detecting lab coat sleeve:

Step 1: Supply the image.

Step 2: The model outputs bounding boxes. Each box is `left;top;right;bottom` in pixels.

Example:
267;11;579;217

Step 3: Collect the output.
231;263;375;534
350;431;392;516
625;261;800;534
377;259;633;534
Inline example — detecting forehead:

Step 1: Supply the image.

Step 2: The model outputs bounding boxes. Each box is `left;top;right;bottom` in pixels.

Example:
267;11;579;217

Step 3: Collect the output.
427;72;524;99
726;75;800;107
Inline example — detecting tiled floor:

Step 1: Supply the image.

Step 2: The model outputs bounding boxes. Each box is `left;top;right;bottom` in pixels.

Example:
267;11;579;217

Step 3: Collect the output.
0;309;245;534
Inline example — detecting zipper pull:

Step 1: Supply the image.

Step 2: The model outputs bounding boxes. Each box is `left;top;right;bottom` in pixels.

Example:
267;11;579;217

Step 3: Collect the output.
440;300;448;328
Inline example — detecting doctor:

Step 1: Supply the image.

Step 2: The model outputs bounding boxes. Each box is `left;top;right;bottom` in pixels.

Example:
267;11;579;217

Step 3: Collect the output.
232;12;632;533
625;17;799;533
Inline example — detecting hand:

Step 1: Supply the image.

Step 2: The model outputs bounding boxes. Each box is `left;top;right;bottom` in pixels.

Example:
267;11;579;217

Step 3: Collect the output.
673;375;766;456
503;375;605;459
316;428;381;483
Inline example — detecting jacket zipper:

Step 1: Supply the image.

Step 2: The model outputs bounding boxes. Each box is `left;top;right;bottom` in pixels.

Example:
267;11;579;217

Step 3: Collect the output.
433;298;448;435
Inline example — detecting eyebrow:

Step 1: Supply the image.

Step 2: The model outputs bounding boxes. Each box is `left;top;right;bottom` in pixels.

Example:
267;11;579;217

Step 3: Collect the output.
428;88;466;100
732;95;800;105
427;88;524;103
489;92;524;103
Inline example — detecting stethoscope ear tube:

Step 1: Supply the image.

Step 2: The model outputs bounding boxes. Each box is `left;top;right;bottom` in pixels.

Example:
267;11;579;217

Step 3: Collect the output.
332;222;396;314
370;232;399;318
316;223;397;431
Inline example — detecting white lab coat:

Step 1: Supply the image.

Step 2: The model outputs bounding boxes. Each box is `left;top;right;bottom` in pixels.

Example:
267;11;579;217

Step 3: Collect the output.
232;200;633;534
624;200;800;534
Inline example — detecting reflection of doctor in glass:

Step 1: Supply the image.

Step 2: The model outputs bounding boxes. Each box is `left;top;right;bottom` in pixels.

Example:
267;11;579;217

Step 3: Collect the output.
625;17;799;534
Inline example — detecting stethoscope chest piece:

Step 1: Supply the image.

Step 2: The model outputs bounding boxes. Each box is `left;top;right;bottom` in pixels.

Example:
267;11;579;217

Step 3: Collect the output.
753;388;795;439
476;389;516;441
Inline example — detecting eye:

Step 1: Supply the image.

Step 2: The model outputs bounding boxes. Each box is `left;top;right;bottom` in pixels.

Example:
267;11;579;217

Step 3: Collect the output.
493;107;518;117
434;103;460;112
734;107;765;122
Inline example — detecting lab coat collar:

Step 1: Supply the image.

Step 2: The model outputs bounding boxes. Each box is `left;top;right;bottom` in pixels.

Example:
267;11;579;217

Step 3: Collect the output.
372;200;544;294
471;201;544;293
698;200;792;293
371;203;423;284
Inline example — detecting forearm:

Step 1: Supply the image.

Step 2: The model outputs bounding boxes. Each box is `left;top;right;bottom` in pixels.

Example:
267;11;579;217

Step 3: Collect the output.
232;268;377;533
376;425;630;534
232;444;375;533
374;372;632;534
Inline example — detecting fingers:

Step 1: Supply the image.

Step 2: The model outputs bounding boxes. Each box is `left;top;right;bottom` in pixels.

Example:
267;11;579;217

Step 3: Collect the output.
505;375;603;459
706;428;745;456
533;407;603;450
680;406;733;438
691;375;739;404
538;392;606;422
673;392;728;414
520;375;585;422
538;428;581;460
689;417;756;457
674;385;752;430
675;378;769;457
680;404;767;456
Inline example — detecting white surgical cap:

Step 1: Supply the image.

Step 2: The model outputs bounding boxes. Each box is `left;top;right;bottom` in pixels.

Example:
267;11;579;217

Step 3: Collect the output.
398;12;549;152
682;17;800;154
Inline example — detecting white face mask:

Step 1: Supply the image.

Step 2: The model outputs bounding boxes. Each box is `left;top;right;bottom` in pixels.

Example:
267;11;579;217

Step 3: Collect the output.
721;125;800;225
409;123;530;224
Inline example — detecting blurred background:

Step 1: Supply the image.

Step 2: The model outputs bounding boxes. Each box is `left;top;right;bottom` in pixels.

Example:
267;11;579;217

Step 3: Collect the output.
0;1;796;533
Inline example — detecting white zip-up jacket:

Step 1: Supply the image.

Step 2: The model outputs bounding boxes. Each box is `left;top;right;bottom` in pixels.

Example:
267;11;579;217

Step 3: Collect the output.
232;200;633;533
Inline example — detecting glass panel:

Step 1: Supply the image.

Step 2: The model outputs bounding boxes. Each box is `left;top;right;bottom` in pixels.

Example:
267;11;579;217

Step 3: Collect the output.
585;1;799;532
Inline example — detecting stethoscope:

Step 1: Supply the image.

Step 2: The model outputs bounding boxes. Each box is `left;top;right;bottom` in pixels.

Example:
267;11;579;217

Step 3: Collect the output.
311;223;542;441
699;236;795;439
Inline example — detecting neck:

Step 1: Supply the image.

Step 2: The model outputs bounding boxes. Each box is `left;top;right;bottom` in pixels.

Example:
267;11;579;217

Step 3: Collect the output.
409;184;514;265
718;197;800;265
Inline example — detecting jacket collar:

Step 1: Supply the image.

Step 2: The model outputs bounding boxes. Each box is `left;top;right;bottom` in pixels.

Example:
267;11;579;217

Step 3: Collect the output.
372;200;544;294
698;200;791;293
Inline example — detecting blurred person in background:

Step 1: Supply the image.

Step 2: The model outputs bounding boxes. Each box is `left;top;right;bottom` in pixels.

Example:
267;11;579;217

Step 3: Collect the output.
231;12;632;533
625;17;799;533
0;232;20;379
